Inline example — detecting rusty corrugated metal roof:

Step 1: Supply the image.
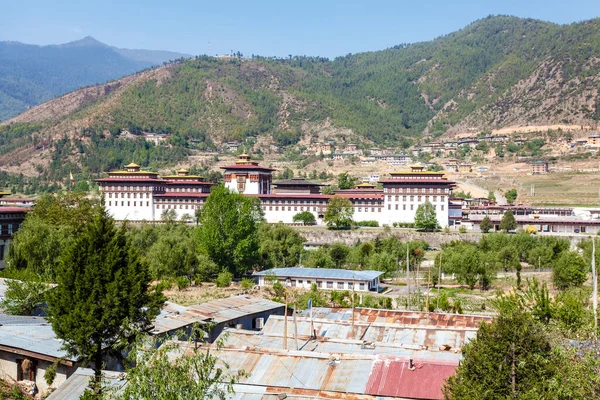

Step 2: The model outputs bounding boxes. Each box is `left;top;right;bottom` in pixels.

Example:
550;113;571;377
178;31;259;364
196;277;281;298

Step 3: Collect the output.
151;296;285;335
303;307;491;329
203;346;456;400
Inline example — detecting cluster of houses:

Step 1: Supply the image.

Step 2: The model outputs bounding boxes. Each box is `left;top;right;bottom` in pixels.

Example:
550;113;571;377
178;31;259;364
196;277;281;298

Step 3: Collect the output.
411;134;510;156
0;271;493;399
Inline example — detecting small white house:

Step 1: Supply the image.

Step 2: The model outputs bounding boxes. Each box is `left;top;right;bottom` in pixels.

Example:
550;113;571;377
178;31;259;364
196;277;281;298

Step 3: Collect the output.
254;268;384;292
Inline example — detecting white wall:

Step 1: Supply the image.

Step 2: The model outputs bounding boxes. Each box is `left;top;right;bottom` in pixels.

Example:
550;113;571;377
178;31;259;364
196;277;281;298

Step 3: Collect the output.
103;192;155;221
258;276;375;292
0;351;77;395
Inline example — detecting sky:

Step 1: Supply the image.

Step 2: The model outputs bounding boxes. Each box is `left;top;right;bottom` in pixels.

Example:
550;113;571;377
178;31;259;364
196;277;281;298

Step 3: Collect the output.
2;0;600;58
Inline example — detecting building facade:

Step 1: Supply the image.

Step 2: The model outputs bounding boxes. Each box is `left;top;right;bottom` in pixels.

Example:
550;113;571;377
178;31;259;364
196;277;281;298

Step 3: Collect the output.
254;267;384;292
0;207;27;269
97;156;455;227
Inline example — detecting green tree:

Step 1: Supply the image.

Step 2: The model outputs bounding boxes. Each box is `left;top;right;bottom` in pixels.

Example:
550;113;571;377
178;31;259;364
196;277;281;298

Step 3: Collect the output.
46;206;164;391
292;211;316;225
444;307;557;399
324;196;354;230
479;216;493;233
505;188;518;204
499;210;517;232
120;330;244;400
553;251;588;290
161;209;177;224
414;201;439;231
337;172;357;189
258;223;305;269
8;193;98;280
0;275;48;316
196;185;264;276
329;243;350;268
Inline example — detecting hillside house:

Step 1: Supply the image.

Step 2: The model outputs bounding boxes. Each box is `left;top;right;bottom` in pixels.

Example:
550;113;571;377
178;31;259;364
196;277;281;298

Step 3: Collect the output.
530;161;549;175
588;134;600;147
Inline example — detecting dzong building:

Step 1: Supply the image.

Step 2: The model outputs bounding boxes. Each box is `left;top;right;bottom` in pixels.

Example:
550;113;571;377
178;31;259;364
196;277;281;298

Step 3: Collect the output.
96;155;455;226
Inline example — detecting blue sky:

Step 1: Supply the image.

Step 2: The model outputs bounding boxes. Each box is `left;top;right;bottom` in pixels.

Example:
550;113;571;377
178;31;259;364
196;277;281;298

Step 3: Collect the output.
2;0;600;58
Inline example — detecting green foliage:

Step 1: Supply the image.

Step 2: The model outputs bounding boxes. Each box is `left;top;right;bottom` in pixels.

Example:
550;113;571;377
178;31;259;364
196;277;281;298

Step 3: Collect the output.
552;251;588;290
240;277;255;290
196;185;263;276
0;277;47;316
7;193;98;280
121;329;244;400
354;220;379;227
337;172;357;190
414;201;439;231
46;205;165;390
499;210;517;232
215;271;233;288
258;223;305;269
292;210;316;225
479;216;493;233
505;188;518;204
324;196;354;230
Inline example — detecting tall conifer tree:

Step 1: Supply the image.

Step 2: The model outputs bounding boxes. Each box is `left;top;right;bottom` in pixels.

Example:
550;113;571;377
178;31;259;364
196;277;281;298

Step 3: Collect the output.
46;206;164;391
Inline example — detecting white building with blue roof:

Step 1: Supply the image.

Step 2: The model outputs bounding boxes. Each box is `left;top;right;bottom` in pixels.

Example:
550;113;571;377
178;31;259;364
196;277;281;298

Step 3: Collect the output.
254;267;383;292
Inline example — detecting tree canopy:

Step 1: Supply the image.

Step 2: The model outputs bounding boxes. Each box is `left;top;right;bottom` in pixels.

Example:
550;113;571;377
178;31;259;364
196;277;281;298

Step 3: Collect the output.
414;200;439;231
324;196;354;230
46;206;164;391
195;185;264;276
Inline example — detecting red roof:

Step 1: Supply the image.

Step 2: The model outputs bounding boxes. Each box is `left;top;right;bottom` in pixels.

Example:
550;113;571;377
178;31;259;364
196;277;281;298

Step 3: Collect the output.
154;193;210;198
164;181;213;186
366;358;457;399
379;179;456;185
248;194;333;199
94;178;163;183
220;164;276;172
0;207;28;213
335;193;384;199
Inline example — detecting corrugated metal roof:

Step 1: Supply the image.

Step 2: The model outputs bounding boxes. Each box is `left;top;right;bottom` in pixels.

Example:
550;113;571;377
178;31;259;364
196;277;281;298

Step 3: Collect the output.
46;368;127;400
259;316;475;353
205;346;456;400
303;308;491;329
254;268;384;281
219;329;462;362
151;296;285;335
0;318;77;361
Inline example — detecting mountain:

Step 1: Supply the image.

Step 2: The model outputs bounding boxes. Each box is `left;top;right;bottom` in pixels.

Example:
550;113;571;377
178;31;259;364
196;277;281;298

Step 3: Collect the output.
0;37;190;120
3;15;600;191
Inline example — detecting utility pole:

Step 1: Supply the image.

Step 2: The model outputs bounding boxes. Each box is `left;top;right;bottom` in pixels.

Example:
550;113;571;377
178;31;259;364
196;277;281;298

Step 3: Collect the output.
351;273;355;335
437;247;442;311
593;238;598;334
283;285;288;350
406;245;411;310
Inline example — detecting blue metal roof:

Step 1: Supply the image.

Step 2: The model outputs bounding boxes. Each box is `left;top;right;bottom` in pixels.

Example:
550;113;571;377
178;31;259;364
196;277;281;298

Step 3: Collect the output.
254;267;384;281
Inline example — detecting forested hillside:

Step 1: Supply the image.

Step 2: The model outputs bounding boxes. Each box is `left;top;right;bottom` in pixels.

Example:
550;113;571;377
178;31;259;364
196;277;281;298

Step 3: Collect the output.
0;36;189;120
3;15;600;190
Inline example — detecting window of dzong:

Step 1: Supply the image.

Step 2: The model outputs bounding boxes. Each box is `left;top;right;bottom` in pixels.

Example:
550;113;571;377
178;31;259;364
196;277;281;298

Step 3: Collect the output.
418;196;421;202
127;201;130;206
410;196;414;201
108;201;111;206
391;188;396;193
388;195;392;201
441;205;445;211
133;202;136;207
403;205;406;210
388;205;391;210
395;195;399;201
395;205;398;210
410;205;413;210
429;188;434;194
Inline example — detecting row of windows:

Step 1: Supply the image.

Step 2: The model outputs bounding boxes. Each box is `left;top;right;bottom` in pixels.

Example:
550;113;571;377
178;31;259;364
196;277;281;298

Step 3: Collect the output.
157;204;199;210
165;187;206;193
287;279;367;290
106;185;161;191
384;187;449;194
108;193;151;199
356;208;382;213
108;201;150;207
263;199;327;205
387;204;445;211
265;206;322;212
156;198;205;204
387;195;445;202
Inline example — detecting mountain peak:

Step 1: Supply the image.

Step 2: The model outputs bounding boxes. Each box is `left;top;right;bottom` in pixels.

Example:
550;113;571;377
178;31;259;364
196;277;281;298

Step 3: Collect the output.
60;36;107;48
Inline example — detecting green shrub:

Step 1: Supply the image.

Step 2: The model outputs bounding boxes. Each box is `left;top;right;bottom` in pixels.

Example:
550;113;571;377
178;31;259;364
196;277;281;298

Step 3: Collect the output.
215;271;233;288
459;225;467;233
241;277;255;290
355;220;379;227
175;276;190;290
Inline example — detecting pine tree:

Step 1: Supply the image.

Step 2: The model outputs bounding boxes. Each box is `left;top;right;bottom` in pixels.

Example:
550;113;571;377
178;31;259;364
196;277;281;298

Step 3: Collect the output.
46;206;164;392
480;215;493;233
499;210;518;232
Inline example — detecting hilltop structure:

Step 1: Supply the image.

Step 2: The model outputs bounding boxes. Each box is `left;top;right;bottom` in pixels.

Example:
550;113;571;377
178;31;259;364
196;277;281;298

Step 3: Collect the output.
96;155;455;226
